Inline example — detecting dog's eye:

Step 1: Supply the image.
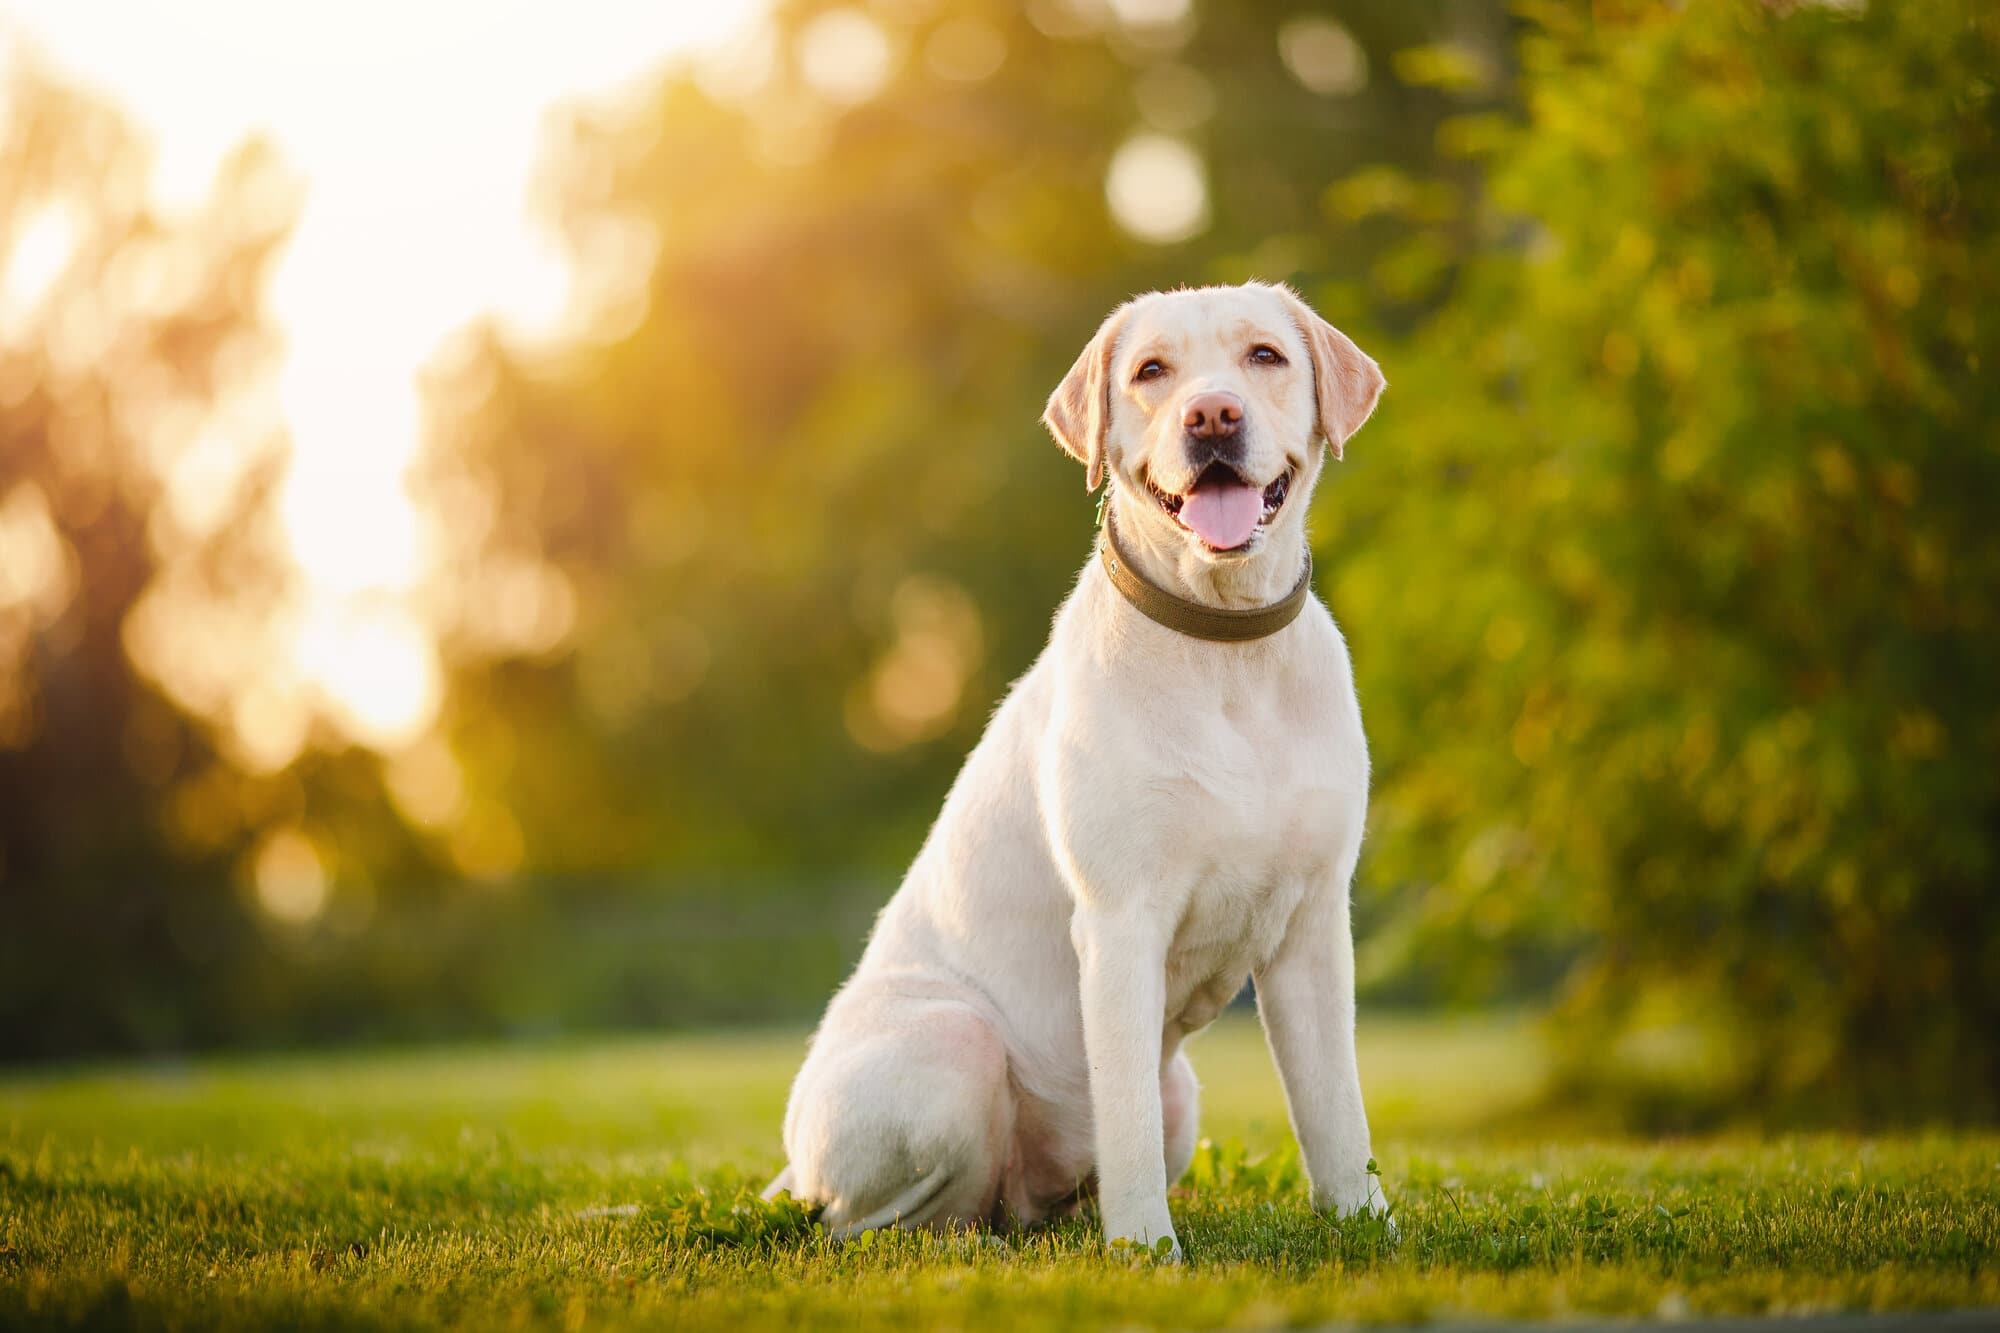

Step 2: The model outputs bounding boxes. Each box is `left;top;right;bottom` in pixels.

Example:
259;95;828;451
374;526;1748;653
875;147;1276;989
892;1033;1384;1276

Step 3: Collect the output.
1249;345;1286;366
1134;359;1168;383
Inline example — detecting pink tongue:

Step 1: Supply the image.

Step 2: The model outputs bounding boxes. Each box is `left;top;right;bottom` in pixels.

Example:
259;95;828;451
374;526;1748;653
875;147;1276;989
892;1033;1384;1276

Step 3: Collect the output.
1179;480;1262;550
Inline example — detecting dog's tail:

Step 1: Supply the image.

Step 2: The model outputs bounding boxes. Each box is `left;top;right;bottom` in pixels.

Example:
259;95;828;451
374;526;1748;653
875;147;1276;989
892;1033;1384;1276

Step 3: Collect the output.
760;1165;798;1201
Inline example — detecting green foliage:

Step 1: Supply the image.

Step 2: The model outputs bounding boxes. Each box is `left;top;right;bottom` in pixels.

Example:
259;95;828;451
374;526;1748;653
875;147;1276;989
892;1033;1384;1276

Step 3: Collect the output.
2;1024;1996;1331
421;0;1495;878
415;0;2000;1120
1;4;1495;1061
1338;1;2000;1118
643;1188;819;1252
5;0;1996;1135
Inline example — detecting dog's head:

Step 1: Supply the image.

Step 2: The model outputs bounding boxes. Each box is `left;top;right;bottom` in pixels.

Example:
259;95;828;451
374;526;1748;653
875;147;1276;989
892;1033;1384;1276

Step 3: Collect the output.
1042;282;1383;563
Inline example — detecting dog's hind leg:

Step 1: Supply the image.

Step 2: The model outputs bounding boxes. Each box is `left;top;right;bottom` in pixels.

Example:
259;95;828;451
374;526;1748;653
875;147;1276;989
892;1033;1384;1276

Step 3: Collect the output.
782;997;1013;1236
1162;1048;1201;1187
822;1166;955;1238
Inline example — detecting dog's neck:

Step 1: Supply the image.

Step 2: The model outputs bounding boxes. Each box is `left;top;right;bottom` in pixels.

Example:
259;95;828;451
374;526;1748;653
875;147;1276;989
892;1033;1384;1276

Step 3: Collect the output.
1104;492;1311;611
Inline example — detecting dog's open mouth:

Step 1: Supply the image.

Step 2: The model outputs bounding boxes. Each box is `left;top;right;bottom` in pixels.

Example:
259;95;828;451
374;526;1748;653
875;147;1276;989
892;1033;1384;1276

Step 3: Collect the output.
1146;462;1292;553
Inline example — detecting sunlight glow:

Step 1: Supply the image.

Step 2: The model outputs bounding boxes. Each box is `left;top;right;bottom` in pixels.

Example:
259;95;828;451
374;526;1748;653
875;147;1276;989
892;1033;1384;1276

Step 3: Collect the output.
0;204;76;338
1279;17;1369;97
252;827;328;923
797;9;895;106
1106;133;1209;245
297;600;442;752
2;1;762;759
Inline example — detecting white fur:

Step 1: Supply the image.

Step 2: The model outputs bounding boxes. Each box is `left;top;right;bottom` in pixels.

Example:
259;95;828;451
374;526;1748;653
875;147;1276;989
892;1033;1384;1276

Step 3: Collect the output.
766;282;1389;1256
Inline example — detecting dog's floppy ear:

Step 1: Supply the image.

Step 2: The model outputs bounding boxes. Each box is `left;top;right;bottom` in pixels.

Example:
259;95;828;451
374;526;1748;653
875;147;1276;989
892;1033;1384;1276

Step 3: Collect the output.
1274;285;1385;460
1041;305;1127;491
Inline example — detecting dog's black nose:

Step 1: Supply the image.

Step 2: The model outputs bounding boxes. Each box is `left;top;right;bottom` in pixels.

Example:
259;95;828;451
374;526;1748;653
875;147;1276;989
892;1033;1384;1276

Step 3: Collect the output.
1182;390;1244;440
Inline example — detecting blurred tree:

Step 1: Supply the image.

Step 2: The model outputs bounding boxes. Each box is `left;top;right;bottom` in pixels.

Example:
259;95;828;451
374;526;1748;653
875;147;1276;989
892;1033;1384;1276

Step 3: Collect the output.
0;3;1509;1061
1339;0;2000;1119
0;60;339;1057
37;0;1994;1120
419;0;1503;882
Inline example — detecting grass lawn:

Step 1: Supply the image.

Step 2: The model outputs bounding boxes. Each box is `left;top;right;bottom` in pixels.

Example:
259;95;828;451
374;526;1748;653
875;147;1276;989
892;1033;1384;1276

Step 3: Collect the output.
1;1013;1994;1330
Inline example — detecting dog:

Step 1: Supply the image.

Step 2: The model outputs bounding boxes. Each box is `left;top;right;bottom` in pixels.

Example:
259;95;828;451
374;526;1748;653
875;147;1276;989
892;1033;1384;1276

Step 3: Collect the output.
764;281;1388;1256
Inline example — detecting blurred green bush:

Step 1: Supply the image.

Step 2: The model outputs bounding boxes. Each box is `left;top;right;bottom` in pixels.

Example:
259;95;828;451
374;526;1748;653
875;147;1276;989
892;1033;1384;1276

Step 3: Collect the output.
1342;0;2000;1120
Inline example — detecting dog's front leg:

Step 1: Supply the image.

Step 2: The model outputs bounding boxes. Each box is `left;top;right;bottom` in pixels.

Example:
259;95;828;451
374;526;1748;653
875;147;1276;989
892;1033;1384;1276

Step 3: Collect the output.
1254;871;1387;1222
1071;903;1179;1256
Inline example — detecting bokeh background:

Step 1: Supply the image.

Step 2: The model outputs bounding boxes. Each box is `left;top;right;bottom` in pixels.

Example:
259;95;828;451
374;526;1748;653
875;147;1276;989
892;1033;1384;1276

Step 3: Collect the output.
0;0;1993;1128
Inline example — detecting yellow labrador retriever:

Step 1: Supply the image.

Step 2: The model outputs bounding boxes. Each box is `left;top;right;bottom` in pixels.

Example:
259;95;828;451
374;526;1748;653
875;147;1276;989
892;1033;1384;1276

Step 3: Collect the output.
765;281;1388;1256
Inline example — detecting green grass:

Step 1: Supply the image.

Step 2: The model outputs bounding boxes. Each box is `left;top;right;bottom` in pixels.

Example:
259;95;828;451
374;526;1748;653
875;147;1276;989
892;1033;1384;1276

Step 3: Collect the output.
1;1014;1994;1330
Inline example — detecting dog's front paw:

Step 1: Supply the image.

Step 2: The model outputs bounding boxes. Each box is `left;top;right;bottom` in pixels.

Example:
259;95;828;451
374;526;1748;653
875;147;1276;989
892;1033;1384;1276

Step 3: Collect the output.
1318;1162;1397;1236
1106;1231;1183;1262
1101;1205;1182;1261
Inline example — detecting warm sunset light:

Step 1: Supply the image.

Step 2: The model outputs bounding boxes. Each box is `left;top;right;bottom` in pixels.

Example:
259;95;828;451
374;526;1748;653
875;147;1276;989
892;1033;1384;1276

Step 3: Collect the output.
1;0;762;763
4;4;1995;1325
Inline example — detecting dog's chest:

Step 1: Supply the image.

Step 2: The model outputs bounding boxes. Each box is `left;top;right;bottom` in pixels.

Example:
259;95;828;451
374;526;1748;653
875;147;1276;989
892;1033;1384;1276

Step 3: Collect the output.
1143;671;1358;1023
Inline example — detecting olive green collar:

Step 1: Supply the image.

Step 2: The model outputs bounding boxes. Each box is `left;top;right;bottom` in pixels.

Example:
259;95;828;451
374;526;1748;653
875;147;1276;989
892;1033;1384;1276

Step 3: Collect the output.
1098;517;1312;643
